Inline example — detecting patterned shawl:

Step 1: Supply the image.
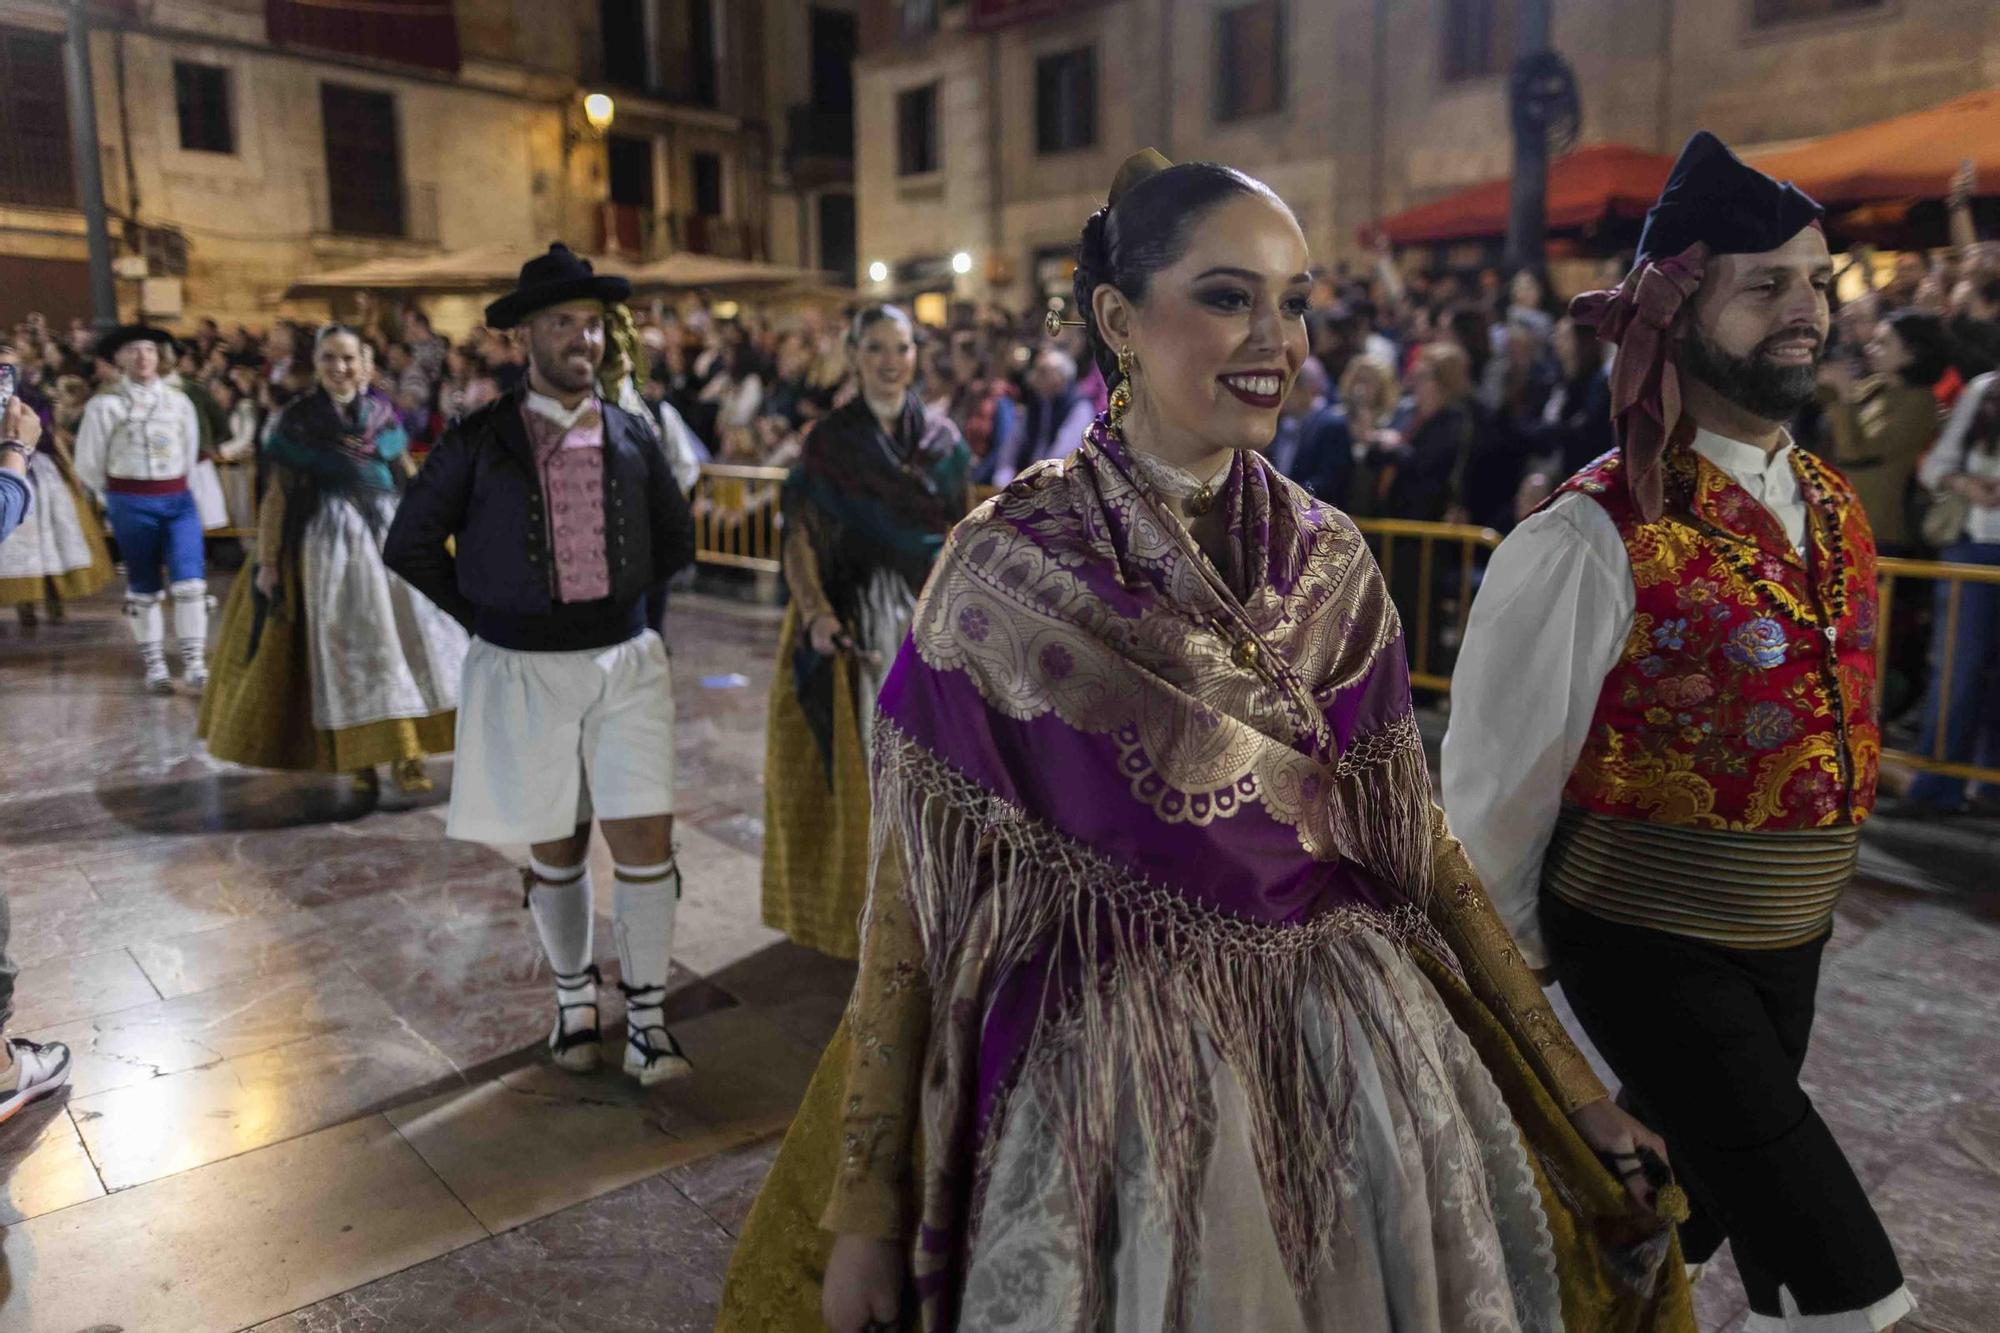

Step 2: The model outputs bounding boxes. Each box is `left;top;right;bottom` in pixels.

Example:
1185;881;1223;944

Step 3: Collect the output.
871;418;1439;1327
782;391;970;620
785;392;970;774
262;388;409;573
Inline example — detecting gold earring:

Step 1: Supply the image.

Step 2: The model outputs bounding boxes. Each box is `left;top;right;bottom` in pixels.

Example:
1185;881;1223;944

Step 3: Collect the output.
1108;344;1135;428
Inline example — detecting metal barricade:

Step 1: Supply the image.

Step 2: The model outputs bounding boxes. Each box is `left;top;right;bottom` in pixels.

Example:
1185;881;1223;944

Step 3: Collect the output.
692;463;788;573
1353;517;1501;694
1875;554;2000;786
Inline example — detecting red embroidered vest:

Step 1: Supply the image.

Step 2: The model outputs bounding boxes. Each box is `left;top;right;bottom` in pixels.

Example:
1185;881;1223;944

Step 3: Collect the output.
1552;442;1880;830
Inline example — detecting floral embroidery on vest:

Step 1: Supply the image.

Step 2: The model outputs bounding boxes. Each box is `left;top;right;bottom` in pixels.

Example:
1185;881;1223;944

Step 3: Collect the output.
1556;444;1880;831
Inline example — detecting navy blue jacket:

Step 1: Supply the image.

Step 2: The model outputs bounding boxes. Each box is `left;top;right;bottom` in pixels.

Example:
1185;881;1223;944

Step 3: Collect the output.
383;389;696;650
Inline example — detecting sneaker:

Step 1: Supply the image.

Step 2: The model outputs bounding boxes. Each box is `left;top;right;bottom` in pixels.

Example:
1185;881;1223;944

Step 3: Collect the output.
550;965;603;1073
619;982;693;1086
0;1037;73;1128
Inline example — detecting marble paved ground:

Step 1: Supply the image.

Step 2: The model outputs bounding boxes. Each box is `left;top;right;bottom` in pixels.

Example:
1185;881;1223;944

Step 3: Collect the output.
1;584;1996;1331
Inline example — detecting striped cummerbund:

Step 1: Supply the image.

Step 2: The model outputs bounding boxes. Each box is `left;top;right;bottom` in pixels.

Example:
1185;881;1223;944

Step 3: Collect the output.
1543;806;1859;949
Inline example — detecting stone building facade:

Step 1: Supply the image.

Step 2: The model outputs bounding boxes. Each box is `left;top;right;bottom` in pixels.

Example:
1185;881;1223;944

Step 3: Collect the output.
854;0;2000;310
0;0;855;327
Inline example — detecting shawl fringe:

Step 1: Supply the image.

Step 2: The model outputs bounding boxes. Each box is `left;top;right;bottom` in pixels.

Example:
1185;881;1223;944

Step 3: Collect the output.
871;721;1467;1330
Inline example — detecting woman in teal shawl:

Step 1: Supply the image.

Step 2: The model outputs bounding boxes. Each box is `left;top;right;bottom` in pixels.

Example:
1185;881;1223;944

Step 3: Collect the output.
200;324;466;792
762;305;971;958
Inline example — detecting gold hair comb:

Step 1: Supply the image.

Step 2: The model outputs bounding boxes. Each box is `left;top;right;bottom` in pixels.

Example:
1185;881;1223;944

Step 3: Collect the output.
1043;305;1087;338
1109;148;1174;206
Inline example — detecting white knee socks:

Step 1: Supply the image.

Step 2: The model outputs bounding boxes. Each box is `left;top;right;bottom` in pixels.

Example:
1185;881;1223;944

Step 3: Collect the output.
612;858;681;992
170;579;208;684
614;857;689;1083
125;594;168;689
525;856;594;979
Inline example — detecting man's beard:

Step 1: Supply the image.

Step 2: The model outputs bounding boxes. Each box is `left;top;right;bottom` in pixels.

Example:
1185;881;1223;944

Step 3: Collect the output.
1678;323;1822;423
531;340;598;394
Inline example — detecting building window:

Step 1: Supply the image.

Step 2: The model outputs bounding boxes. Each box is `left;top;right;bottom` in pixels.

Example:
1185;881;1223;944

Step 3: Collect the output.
1215;1;1286;123
1035;46;1096;155
1440;0;1517;83
818;191;857;285
897;82;940;177
692;150;724;217
608;133;655;210
600;0;650;89
688;0;718;108
0;28;74;209
1750;0;1885;25
321;83;405;237
174;62;235;155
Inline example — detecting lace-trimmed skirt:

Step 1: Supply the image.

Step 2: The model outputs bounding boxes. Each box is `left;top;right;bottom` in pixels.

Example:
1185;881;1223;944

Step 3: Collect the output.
959;937;1564;1333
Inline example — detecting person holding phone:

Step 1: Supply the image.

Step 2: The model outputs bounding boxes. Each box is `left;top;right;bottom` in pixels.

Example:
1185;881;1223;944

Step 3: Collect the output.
0;390;40;546
72;325;209;692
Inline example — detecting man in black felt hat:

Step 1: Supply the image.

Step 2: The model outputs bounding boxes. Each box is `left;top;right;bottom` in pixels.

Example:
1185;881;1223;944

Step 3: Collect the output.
72;324;211;693
385;244;700;1086
1444;133;1914;1331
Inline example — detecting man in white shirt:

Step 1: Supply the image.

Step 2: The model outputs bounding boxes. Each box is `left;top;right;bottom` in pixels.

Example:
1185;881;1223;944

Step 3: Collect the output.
1443;133;1912;1332
73;325;209;692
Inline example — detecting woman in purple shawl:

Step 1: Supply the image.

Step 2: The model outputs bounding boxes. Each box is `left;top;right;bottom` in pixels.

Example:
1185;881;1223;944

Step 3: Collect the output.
719;155;1694;1333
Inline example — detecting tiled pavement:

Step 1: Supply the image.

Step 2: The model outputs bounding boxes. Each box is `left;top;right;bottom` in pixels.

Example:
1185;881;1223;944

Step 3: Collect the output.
1;584;1996;1331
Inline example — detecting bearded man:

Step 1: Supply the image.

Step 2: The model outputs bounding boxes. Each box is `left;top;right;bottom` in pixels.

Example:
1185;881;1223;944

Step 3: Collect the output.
1442;133;1914;1332
384;245;698;1086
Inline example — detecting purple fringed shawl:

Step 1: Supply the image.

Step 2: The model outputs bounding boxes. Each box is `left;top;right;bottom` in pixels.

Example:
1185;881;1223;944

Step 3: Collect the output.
871;420;1441;1328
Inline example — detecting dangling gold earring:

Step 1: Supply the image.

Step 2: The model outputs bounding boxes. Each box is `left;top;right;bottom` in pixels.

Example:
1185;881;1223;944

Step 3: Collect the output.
1109;344;1136;429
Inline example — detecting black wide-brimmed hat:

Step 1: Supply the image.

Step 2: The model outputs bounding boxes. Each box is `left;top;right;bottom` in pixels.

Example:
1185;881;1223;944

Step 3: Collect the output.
484;243;631;330
96;324;179;361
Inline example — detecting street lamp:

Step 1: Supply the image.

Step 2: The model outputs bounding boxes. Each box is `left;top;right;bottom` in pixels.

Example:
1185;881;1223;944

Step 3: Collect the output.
951;251;974;276
868;260;889;284
583;93;616;134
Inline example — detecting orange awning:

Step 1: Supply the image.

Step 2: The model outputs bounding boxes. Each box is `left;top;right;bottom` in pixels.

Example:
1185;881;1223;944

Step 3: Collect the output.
1750;87;2000;206
1374;144;1676;247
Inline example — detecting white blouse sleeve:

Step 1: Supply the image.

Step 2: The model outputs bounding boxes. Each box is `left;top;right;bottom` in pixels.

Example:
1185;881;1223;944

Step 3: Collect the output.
72;396;114;496
1440;494;1634;970
176;391;203;474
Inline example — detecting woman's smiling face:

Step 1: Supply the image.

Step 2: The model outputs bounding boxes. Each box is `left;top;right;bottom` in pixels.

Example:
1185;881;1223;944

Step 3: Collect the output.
1096;191;1312;460
853;313;916;402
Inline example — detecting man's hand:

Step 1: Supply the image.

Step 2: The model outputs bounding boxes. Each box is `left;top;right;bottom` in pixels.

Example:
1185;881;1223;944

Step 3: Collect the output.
254;563;279;598
4;398;44;454
823;1234;905;1333
1570;1097;1671;1214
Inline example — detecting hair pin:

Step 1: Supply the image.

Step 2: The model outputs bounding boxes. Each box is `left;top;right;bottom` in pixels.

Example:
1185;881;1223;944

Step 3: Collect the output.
1043;308;1087;338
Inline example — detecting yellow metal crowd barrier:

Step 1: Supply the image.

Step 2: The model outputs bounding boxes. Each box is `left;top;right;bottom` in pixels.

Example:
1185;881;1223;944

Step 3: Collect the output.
680;473;1999;790
1875;554;2000;786
691;463;788;573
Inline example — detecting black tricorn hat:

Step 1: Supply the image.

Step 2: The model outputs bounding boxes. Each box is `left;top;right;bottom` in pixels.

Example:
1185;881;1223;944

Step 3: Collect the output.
1635;131;1824;266
484;244;632;330
96;324;179;361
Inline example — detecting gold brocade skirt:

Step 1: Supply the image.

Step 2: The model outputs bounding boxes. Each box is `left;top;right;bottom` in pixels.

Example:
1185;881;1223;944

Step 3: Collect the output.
197;565;456;774
714;954;1696;1333
760;603;874;961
